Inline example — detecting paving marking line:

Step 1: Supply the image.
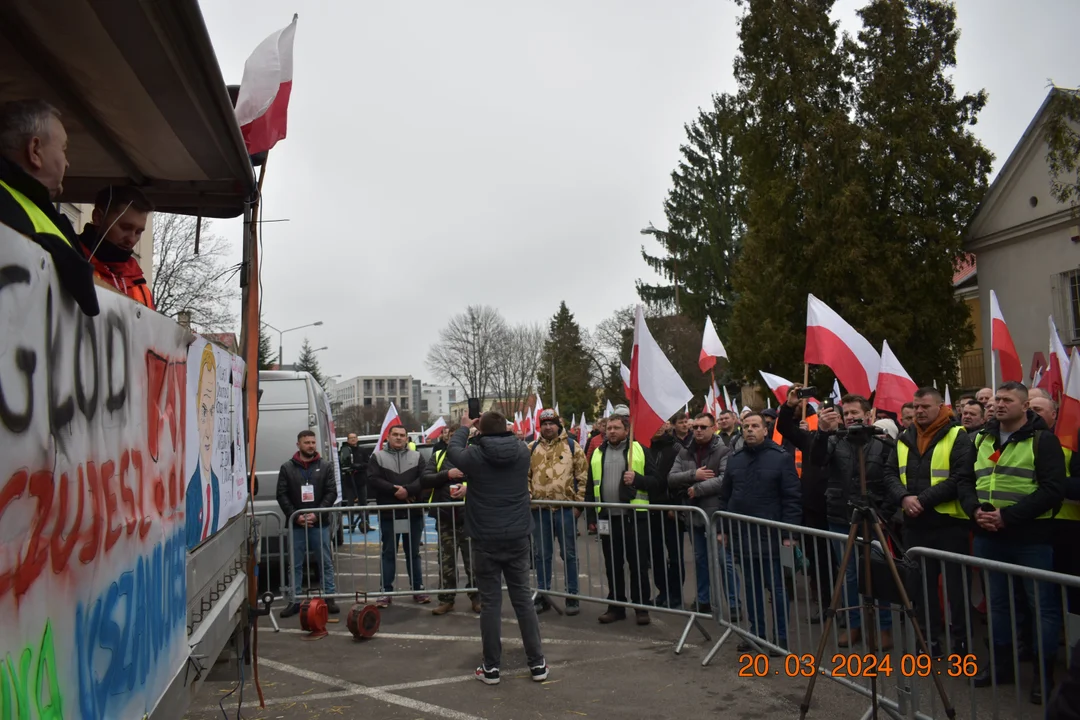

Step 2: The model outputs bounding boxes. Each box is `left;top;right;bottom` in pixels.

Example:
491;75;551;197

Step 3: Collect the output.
205;648;651;715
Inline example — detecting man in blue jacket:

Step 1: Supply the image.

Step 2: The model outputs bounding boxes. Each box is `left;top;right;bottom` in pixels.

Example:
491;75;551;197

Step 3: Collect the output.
708;412;801;652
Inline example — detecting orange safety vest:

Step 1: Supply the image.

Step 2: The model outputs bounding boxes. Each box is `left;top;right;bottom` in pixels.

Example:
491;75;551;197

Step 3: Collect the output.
772;413;818;477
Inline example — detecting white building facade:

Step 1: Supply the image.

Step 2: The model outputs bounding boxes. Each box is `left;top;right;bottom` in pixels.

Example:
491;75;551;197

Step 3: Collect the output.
421;383;459;418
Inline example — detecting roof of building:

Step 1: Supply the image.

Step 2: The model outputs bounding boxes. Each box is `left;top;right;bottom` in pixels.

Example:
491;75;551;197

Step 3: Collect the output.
966;88;1062;241
952;254;976;286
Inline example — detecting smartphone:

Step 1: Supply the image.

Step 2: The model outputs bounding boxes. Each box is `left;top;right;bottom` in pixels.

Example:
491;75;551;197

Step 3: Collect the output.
467;398;481;420
819;397;834;411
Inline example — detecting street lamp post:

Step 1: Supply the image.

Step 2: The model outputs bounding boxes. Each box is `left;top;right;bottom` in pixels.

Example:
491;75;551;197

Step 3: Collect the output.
261;320;324;369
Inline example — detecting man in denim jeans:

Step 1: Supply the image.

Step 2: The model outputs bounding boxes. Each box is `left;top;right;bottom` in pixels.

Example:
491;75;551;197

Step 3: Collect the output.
276;430;340;617
368;425;430;608
528;409;587;615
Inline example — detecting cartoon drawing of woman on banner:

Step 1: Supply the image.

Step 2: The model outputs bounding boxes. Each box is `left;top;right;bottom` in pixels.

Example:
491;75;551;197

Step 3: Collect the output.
186;343;221;549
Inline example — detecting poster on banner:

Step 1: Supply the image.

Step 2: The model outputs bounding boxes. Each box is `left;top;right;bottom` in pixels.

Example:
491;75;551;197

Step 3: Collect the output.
231;355;248;499
322;390;343;504
0;227;189;720
185;336;249;550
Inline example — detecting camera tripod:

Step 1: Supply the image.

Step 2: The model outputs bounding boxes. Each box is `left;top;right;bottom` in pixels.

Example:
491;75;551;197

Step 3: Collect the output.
799;430;955;720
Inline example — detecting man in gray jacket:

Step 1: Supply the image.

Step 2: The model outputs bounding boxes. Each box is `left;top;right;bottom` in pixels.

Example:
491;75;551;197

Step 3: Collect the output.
449;411;547;687
668;412;738;616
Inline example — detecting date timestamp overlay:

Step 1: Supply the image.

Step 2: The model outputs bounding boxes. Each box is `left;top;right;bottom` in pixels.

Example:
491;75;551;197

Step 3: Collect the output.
738;653;979;679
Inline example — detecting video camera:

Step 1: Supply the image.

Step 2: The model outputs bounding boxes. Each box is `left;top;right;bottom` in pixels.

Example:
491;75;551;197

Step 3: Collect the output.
833;422;886;445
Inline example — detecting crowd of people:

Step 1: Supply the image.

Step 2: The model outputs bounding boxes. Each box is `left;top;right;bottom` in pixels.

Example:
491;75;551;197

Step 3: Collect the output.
275;382;1079;704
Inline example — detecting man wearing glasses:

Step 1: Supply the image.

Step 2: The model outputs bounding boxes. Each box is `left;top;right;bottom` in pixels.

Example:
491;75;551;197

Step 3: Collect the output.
668;413;736;616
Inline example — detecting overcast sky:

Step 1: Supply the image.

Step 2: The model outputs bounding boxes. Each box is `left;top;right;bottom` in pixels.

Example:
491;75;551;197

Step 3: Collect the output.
199;0;1080;385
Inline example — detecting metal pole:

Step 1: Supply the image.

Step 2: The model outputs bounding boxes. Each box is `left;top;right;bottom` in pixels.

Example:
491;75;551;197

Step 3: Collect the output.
278;332;283;370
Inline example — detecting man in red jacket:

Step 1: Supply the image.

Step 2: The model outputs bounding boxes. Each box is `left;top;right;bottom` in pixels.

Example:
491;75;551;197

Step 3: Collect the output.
77;185;155;309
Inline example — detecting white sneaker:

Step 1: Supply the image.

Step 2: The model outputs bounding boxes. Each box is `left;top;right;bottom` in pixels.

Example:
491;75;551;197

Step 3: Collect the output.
530;662;549;682
475;665;500;685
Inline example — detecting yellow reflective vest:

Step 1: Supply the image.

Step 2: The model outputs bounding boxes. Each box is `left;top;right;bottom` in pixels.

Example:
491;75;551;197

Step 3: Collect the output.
896;426;967;519
434;450;466;503
0;178;72;247
973;432;1052;519
1058;446;1079;521
590;441;649;510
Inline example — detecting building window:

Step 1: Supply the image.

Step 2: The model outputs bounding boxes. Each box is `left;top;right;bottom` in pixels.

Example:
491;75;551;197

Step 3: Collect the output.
387;379;397;394
400;396;409;410
364;379;373;396
1069;270;1080;342
448;389;457;402
422;399;428;412
375;379;385;396
364;397;372;407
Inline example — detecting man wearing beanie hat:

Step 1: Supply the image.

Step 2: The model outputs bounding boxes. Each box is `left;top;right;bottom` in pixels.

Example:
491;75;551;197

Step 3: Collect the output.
529;409;587;615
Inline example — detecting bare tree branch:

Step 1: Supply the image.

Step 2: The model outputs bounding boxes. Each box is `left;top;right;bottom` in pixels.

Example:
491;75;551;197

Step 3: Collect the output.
425;305;507;400
151;214;239;333
490;323;544;416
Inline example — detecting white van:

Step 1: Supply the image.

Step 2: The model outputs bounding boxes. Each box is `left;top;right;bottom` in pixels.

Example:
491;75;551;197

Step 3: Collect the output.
254;371;340;595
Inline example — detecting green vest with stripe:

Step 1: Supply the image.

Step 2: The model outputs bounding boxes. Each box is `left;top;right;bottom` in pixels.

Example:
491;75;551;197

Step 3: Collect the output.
973;432;1052;519
0;179;72;248
434;449;466;502
1058;446;1080;521
895;426;966;519
590;441;649;511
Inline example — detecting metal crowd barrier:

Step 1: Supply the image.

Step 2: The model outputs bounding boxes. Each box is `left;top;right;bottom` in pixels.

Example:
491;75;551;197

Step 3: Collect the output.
252;510;289;632
528;500;714;653
705;509;1080;720
287;503;478;608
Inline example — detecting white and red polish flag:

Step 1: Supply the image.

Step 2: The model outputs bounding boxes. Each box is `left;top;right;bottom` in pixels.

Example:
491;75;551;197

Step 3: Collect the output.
578;413;590;447
989;290;1023;383
699;317;727;373
1057;351;1080;452
723;386;733;413
533;396;544;433
805;294;880;398
629;306;693;447
234;15;298;156
944;385;952;410
1048;316;1070;401
874;340;918;416
620;363;632;399
423;416;447;442
604;400;615;418
760;371;795;405
376;402;403;451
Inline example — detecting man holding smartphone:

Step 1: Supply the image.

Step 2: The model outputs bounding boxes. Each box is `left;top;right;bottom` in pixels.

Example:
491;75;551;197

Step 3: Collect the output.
449;410;547;686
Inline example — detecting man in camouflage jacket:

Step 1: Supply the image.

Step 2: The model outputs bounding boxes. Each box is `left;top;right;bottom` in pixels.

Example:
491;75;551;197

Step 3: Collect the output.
529;409;587;615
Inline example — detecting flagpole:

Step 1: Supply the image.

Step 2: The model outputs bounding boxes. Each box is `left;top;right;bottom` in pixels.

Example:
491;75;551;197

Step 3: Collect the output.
801;363;810;418
991;349;997;392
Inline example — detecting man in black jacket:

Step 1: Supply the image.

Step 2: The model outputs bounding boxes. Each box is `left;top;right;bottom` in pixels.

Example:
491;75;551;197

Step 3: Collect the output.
959;383;1065;703
339;433;371;532
0;100;99;316
448;411;547;686
586;408;660;625
648;423;687;610
710;412;802;652
813;394;896;650
883;386;976;658
368;425;430;608
277;430;339;617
